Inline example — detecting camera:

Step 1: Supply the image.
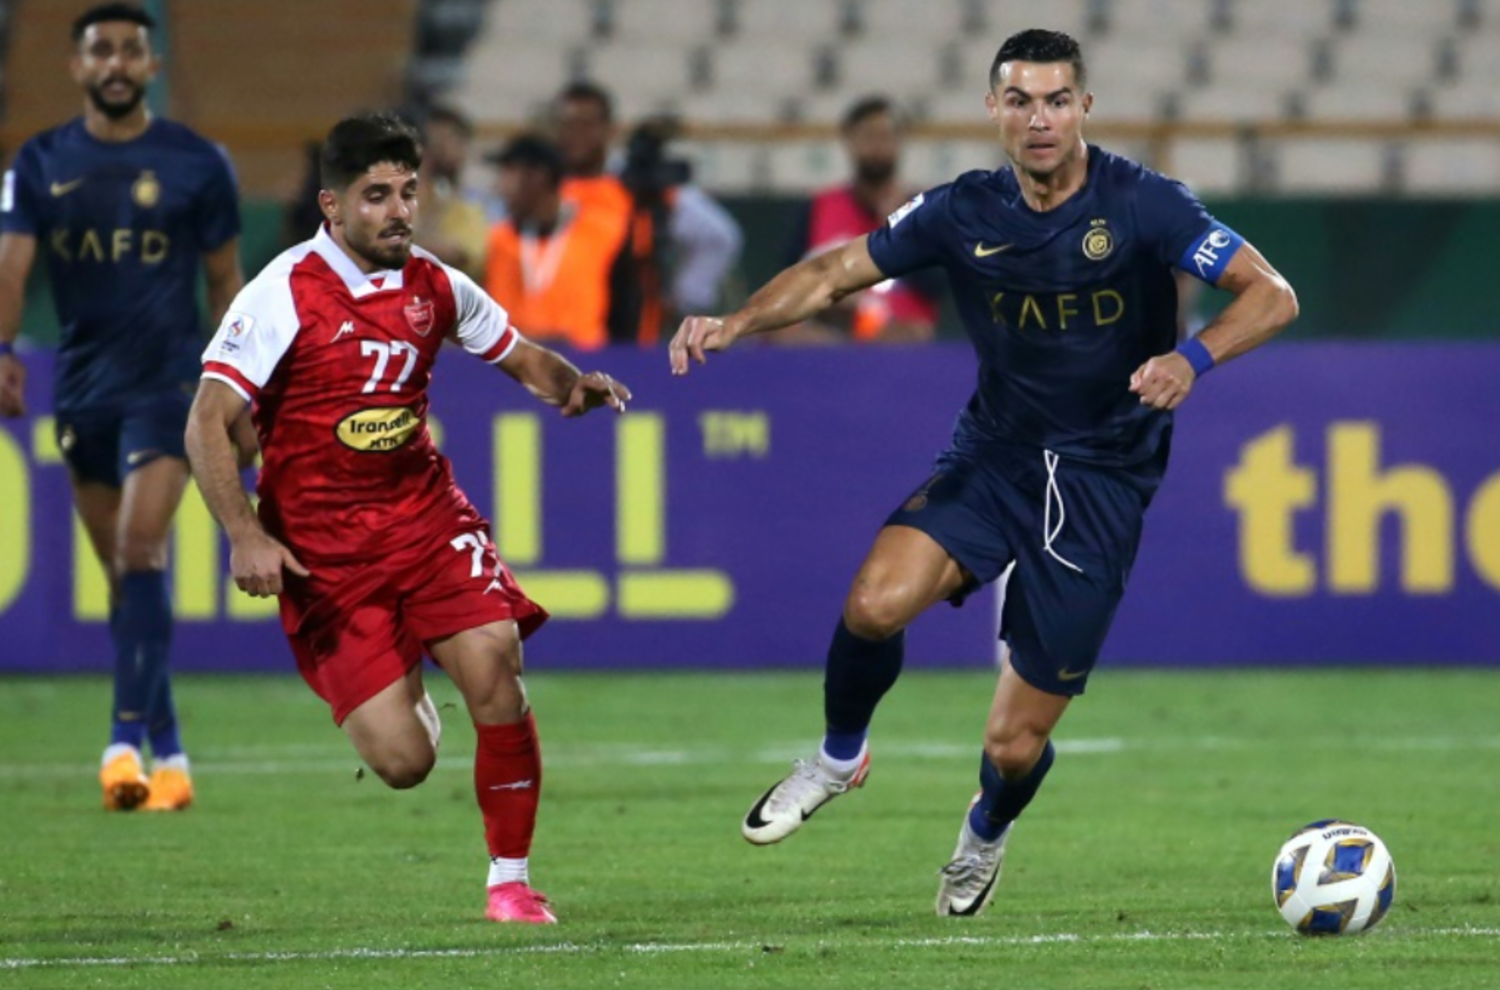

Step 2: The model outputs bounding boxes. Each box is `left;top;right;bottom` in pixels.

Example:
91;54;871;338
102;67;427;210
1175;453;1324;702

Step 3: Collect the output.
621;117;692;203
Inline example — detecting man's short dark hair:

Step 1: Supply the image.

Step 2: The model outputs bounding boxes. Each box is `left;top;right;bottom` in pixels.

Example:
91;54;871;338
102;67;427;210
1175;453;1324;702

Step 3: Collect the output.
426;104;474;139
841;95;899;134
990;29;1087;90
557;80;614;122
488;134;564;185
320;113;423;190
72;2;155;44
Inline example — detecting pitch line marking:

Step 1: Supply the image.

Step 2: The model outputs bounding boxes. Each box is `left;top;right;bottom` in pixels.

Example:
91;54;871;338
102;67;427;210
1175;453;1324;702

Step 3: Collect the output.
3;927;1498;970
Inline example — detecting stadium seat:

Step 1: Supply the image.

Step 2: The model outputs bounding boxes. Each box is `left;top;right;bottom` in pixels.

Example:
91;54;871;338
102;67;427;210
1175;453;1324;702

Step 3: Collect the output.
726;0;847;40
985;0;1095;39
674;87;801;125
488;0;600;44
1271;137;1393;193
607;0;726;43
1402;138;1500;194
1100;0;1219;39
1325;34;1441;86
1348;0;1462;33
675;138;770;193
1225;0;1337;36
1167;137;1247;195
853;0;981;39
1175;83;1294;123
899;138;1004;188
834;41;945;97
582;44;695;103
1206;35;1317;89
1298;83;1417;122
1453;33;1500;82
1423;81;1500;121
709;43;826;94
454;46;579;123
766;139;847;192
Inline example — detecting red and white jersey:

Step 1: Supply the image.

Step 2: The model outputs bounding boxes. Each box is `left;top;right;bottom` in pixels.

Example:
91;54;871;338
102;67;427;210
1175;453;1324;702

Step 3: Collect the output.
202;225;520;564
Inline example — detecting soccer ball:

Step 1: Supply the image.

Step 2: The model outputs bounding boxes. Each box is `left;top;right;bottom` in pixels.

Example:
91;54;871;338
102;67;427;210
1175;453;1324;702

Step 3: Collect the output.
1271;820;1396;936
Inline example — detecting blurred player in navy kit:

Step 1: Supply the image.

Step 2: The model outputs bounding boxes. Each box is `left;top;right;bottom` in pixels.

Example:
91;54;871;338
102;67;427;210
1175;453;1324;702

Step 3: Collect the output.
0;2;244;811
670;30;1298;916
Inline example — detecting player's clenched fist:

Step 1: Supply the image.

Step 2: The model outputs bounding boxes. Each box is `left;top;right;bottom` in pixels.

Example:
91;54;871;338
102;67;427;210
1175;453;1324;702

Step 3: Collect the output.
229;529;310;598
1129;352;1196;411
669;315;740;375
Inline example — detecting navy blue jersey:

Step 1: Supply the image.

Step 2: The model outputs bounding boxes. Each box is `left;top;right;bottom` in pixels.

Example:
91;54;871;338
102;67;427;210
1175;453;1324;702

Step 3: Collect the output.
1;118;241;412
867;145;1243;482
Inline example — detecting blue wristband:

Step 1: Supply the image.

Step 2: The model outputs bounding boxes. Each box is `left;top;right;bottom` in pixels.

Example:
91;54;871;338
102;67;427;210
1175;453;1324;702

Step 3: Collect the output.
0;341;15;358
1175;337;1215;377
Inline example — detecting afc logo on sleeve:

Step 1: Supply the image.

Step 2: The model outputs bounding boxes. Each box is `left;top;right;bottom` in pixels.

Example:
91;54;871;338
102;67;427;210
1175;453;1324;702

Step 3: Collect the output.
1192;228;1236;278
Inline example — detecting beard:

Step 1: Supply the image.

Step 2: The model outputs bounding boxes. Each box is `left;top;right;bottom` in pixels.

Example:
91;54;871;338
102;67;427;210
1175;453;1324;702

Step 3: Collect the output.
351;226;414;271
854;157;897;185
86;79;146;121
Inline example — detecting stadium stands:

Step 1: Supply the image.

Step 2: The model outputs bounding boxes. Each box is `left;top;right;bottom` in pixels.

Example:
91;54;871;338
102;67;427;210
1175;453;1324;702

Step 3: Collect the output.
432;0;1500;195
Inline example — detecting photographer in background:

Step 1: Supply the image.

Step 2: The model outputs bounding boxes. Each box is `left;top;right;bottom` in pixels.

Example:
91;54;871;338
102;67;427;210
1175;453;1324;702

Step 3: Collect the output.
553;83;741;345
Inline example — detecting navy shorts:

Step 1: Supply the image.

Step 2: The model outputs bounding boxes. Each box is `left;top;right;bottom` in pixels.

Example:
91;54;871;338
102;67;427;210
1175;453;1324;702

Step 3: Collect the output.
885;441;1151;697
55;388;193;487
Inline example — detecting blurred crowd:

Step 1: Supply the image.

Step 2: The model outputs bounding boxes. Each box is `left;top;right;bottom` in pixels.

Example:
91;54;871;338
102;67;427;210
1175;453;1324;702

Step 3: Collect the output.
284;83;943;349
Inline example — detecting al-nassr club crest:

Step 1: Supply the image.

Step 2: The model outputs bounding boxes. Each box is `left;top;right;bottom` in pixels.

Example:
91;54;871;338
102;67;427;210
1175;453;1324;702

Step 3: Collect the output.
404;295;435;336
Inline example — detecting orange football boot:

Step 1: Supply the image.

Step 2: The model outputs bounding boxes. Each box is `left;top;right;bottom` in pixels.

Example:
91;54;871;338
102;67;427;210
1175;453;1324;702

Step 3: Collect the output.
142;765;194;811
100;749;150;811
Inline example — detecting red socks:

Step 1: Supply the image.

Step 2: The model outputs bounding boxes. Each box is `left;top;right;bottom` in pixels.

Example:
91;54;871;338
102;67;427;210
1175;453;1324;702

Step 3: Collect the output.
473;713;542;860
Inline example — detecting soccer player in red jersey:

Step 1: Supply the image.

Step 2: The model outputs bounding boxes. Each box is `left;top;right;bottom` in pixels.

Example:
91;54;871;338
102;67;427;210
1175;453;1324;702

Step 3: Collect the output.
185;114;630;925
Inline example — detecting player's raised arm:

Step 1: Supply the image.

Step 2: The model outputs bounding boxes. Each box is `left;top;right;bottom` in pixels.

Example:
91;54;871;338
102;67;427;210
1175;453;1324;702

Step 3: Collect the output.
669;234;887;375
498;335;631;418
185;378;309;596
0;232;37;417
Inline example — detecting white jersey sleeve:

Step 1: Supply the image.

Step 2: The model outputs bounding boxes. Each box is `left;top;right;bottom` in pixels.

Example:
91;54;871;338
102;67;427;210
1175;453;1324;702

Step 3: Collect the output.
201;253;303;402
443;261;522;364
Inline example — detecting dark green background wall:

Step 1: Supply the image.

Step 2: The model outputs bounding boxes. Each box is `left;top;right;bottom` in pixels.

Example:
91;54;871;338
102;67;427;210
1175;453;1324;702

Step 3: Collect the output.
15;197;1500;344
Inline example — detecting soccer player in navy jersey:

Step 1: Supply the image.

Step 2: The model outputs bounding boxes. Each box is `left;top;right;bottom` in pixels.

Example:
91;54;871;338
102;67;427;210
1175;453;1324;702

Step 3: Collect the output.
669;29;1299;917
0;3;245;811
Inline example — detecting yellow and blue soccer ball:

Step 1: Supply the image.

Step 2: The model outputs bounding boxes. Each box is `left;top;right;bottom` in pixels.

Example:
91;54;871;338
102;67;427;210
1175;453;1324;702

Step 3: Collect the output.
1272;820;1396;936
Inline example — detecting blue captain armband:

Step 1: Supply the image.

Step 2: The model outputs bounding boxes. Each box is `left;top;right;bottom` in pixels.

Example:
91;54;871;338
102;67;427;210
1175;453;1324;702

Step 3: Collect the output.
1176;337;1215;377
1178;224;1245;284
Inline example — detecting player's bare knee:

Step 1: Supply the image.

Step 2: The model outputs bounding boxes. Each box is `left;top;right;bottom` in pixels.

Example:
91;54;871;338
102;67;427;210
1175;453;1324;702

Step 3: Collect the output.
984;730;1048;780
843;587;911;640
370;748;435;790
115;535;168;573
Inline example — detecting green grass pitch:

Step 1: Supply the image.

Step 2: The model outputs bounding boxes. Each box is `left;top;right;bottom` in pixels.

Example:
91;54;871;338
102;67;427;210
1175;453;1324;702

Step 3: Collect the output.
1;668;1497;989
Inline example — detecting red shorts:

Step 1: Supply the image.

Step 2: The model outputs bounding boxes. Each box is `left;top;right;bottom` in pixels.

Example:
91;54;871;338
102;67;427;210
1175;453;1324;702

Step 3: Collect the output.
279;525;548;724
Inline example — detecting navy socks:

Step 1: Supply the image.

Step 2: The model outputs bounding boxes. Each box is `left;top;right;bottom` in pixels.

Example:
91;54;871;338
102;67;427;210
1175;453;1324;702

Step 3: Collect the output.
968;740;1056;841
110;570;178;756
822;618;904;760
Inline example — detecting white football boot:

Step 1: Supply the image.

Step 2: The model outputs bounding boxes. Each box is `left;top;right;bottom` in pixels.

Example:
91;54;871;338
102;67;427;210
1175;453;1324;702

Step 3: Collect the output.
741;748;870;845
936;801;1012;917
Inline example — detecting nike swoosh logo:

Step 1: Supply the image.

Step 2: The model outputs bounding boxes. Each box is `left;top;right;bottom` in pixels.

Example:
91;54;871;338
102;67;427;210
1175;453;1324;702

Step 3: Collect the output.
974;242;1013;258
743;788;777;831
126;448;160;466
488;779;533;791
1057;667;1089;682
946;865;1002;916
50;179;85;197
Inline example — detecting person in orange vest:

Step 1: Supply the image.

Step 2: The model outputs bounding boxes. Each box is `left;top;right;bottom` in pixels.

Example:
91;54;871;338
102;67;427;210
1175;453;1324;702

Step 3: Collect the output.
483;135;639;351
553;82;741;345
